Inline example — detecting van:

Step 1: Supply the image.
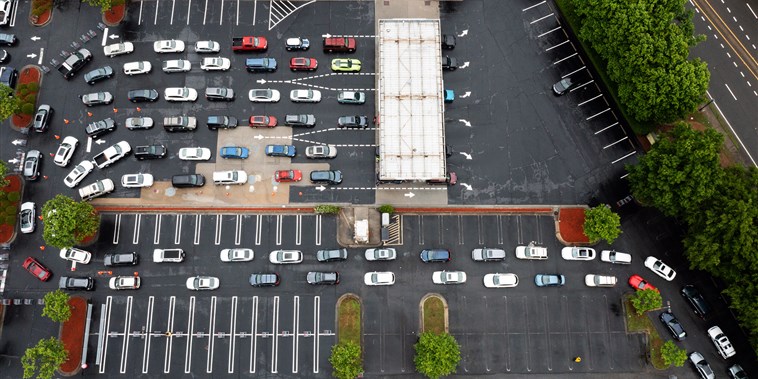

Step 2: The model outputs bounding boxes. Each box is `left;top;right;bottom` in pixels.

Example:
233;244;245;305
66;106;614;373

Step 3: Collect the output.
245;58;277;72
213;170;247;185
171;174;205;188
163;116;197;132
323;37;356;53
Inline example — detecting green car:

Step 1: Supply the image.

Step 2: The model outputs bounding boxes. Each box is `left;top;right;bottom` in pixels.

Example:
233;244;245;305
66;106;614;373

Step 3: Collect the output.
337;91;366;104
331;58;361;72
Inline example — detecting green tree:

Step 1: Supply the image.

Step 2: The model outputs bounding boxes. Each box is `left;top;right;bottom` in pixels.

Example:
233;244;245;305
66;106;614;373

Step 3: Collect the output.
583;205;621;243
414;332;461;379
329;341;362;379
42;290;71;323
21;337;68;379
82;0;124;13
722;276;758;352
627;123;723;219
0;160;9;188
42;195;100;249
630;289;662;315
660;340;687;367
0;84;20;121
314;205;341;214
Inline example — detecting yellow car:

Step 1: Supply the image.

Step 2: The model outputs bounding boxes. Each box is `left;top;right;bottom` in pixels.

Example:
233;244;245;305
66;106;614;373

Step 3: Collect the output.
331;58;361;72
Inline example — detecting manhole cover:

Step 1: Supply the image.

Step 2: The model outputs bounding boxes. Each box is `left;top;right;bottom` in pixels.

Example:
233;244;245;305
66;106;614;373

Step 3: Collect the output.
165;187;176;197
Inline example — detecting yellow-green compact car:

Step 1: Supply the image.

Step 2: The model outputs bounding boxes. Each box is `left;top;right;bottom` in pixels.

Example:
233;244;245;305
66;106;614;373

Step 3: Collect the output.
331;58;361;72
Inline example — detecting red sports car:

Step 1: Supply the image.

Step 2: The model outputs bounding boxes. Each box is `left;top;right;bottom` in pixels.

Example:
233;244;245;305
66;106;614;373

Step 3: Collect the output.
274;170;302;182
22;257;52;282
289;57;318;71
249;115;277;128
628;274;658;292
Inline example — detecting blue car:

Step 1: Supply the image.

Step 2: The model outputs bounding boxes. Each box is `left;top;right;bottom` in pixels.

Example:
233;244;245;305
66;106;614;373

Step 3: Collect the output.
265;144;296;158
219;146;249;159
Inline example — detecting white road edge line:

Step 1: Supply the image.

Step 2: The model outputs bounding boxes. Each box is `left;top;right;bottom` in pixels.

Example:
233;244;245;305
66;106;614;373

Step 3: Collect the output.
163;296;176;373
119;296;133;373
271;296;279;373
183;296;196;373
206;296;217;373
228;296;238;373
250;296;258;373
292;296;300;373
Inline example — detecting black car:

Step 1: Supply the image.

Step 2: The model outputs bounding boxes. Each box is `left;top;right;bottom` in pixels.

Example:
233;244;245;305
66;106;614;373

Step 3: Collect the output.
85;118;116;138
337;115;369;128
442;55;457;71
306;271;340;285
207;115;238;130
134;144;167;160
171;174;205;188
0;66;16;88
58;276;95;291
249;273;280;287
284;114;316;128
84;66;114;85
420;249;451;263
441;34;456;50
659;311;686;341
316;249;348;262
681;285;712;319
0;33;16;46
309;170;343;185
127;89;159;103
104;252;139;266
552;77;575;96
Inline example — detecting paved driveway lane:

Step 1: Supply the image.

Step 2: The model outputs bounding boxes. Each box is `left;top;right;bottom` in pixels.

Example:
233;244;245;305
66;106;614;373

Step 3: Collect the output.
505;294;530;372
362;292;411;375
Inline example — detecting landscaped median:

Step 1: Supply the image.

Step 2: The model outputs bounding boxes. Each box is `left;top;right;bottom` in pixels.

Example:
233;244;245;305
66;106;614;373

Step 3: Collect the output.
58;296;88;375
331;294;363;379
416;294;460;379
0;174;23;247
11;66;43;130
622;294;668;369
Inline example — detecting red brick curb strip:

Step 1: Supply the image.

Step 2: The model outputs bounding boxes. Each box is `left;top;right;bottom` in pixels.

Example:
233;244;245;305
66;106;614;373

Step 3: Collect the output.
395;207;556;214
94;206;316;213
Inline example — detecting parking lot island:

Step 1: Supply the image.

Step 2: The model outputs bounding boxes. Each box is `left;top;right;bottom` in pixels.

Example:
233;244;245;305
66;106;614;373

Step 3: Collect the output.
58;296;88;376
11;66;42;130
420;294;448;334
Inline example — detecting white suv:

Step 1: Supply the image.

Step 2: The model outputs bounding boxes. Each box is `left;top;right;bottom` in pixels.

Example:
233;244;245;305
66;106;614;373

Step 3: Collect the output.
213;170;247;185
707;326;736;359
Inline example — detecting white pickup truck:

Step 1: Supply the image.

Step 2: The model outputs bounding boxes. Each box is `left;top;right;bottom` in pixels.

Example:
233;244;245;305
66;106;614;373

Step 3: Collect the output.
515;242;548;260
152;249;185;263
92;141;131;169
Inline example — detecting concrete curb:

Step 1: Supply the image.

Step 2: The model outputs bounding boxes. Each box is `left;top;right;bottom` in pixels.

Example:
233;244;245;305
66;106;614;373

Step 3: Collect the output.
419;293;448;334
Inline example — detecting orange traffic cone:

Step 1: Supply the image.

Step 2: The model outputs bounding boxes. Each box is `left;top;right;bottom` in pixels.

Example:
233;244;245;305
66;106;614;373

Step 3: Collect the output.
113;108;118;113
136;107;141;112
54;135;60;140
64;119;70;124
87;112;93;117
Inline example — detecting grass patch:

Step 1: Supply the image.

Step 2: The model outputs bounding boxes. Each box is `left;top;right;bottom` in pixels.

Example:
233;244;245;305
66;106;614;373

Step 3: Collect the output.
623;297;667;369
423;297;445;335
554;0;654;135
338;296;361;345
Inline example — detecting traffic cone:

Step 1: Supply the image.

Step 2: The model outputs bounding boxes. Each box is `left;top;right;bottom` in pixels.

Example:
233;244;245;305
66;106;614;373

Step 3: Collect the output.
136;107;141;112
87;112;93;117
113;108;118;113
54;135;60;140
64;119;70;124
43;175;48;180
40;246;45;250
49;153;54;157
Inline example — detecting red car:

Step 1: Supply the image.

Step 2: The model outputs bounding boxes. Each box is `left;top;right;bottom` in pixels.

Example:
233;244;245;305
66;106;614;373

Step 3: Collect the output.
628;274;658;292
22;257;52;281
289;57;318;71
275;170;302;182
249;115;277;128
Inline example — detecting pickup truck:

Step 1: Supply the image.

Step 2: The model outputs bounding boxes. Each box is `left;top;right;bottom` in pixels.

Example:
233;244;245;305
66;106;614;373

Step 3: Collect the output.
515;243;548;260
58;48;92;79
232;36;267;52
153;248;185;263
92;141;131;169
323;37;356;53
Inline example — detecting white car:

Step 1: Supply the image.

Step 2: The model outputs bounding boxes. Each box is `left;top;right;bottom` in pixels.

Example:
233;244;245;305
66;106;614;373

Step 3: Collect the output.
164;87;198;102
600;250;632;264
364;248;397;261
584;274;618;287
289;89;321;103
103;42;134;57
123;61;152;75
63;160;94;188
81;91;113;106
364;271;395;286
212;170;247;185
432;271;467;285
707;326;736;359
109;276;141;290
178;147;211;161
121;173;154;188
305;145;337;159
269;250;303;264
515;243;548;260
0;0;12;26
220;248;254;262
153;39;185;53
53;136;78;167
201;57;231;71
19;202;35;234
125;117;154;130
644;256;676;281
561;247;596;260
194;40;220;53
186;276;220;290
248;89;280;103
59;247;92;264
689;352;715;379
162;59;191;73
483;273;519;288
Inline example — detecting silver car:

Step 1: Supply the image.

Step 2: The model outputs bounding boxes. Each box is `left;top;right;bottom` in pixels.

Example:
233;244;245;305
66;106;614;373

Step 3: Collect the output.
162;59;191;73
23;150;41;181
81;91;113;106
125;117;154;130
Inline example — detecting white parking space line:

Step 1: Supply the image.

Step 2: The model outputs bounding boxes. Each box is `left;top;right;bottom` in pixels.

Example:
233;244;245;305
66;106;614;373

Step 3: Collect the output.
153;214;162;245
295;215;302;245
594;121;620;135
315;215;322;246
98;296;113;373
102;27;108;45
141;296;155;373
228;296;238;373
456;216;464;245
183;296;196;373
552;52;578;65
206;296;217;373
236;0;240;25
538;26;562;38
163;296;176;373
113;214;122;245
543;296;552;371
530;13;554;24
37;48;44;65
708;92;757;166
193;214;201;245
545;40;569;51
203;0;208;25
138;0;144;25
522;1;546;11
214;215;222;245
313;296;320;373
271;296;280;373
724;83;738;100
252;0;257;25
497;216;505;245
255;215;263;245
612;151;637;164
86;136;92;153
477;216;485;245
577;94;603;107
186;0;192;24
603;295;615;370
9;0;18;27
275;215;283;245
170;0;176;25
154;0;159;25
249;296;259;373
219;0;224;25
523;296;532;372
603;137;629;149
502;296;511;371
119;296;134;374
174;214;183;244
234;215;242;245
586;108;611;120
563;66;586;77
132;214;142;244
292;296;300;373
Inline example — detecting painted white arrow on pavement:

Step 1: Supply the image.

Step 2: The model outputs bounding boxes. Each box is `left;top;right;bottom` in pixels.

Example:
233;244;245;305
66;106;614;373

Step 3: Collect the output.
8;158;19;164
11;139;25;145
254;134;264;140
31;36;41;41
316;185;326;192
460;183;473;191
27;53;37;58
256;79;267;84
95;139;106;145
459;62;470;69
109;34;119;40
460;91;472;98
458;119;471;127
404;192;415;198
459;152;472;160
322;33;332;38
458;30;468;37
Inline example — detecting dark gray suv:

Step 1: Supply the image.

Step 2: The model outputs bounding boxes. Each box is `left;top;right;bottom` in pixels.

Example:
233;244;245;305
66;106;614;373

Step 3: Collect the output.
420;249;451;263
249;273;280;287
316;249;347;262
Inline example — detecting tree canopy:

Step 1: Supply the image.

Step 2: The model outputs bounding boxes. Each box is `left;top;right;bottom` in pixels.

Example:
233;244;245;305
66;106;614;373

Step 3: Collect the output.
329;342;362;379
21;337;68;379
414;332;461;379
583;205;621;244
0;84;20;121
571;0;709;124
660;340;687;367
82;0;125;13
630;289;662;315
42;290;71;323
42;195;100;249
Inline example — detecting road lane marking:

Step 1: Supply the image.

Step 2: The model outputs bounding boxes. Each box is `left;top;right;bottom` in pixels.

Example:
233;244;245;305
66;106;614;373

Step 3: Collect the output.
174;214;183;244
707;91;756;166
170;0;175;25
543;296;552;371
497;216;505;245
153;214;162;244
228;296;238;373
206;296;217;373
236;0;240;25
315;215;321;246
98;296;113;373
119;296;134;373
234;215;242;245
275;215;283;245
154;0;159;25
595;121;620;135
38;48;44;65
255;215;262;245
292;296;300;373
214;214;222;245
724;83;738;100
141;296;155;373
250;296;259;373
295;215;302;245
132;214;142;244
183;296;196;373
553;53;578;65
271;296;280;373
193;214;201;245
313;296;320;373
530;13;554;24
587;107;611;120
545;40;569;51
138;0;143;25
187;0;191;24
612;151;637;164
603;136;629;149
113;214;122;244
163;296;176;373
522;1;546;11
